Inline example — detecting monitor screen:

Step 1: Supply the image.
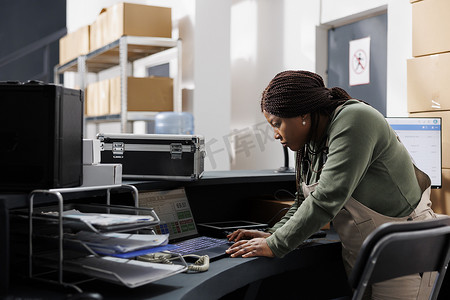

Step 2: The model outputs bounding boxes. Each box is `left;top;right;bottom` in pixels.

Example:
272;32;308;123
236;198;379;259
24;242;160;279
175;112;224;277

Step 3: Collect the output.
138;188;199;241
385;117;442;188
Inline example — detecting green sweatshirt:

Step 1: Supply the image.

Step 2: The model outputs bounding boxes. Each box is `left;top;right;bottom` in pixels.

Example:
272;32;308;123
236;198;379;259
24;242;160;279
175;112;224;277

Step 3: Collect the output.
266;100;422;258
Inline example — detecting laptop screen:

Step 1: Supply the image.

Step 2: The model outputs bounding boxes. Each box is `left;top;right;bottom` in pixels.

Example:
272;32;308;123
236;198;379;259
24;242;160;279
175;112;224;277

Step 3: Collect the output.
139;188;199;241
386;117;442;188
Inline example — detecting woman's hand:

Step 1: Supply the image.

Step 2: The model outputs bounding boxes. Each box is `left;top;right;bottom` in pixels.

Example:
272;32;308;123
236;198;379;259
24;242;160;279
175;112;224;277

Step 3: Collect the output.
227;229;271;242
226;238;274;258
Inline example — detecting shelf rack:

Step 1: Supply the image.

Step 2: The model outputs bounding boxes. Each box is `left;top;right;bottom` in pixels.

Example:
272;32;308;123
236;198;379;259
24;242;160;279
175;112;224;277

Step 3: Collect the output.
27;184;145;291
54;36;182;133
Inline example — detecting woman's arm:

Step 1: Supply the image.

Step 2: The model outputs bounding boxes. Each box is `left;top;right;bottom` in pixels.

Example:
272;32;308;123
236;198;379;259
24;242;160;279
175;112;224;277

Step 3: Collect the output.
266;104;384;257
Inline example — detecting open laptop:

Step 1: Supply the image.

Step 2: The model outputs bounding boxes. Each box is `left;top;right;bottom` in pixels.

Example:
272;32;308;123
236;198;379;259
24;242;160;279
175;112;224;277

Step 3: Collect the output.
138;188;233;261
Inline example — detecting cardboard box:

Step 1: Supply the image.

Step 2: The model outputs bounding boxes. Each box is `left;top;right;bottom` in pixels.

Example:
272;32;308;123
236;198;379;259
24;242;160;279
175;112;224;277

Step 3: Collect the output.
59;25;90;65
83;139;101;165
85;82;97;116
407;53;450;113
250;199;294;226
85;79;110;116
90;3;171;51
412;0;450;57
110;76;173;114
89;9;107;52
249;198;330;229
409;110;450;169
81;163;122;187
98;79;110;115
109;77;121;114
430;168;450;215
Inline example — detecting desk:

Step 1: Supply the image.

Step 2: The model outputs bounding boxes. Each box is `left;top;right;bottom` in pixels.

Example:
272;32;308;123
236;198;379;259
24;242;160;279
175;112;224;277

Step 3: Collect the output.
3;170;450;299
7;233;350;299
1;170;296;296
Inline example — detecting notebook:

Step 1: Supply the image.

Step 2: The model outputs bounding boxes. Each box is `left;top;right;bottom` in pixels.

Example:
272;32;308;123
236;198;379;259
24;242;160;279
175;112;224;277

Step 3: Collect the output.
139;188;232;261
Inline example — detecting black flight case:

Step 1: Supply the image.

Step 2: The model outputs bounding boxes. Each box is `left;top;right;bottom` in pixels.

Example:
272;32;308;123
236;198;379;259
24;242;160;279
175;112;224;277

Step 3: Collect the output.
97;133;205;181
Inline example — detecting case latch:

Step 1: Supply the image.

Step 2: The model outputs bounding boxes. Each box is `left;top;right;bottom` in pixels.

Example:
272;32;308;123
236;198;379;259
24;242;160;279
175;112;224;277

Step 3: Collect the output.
112;142;124;158
170;143;183;159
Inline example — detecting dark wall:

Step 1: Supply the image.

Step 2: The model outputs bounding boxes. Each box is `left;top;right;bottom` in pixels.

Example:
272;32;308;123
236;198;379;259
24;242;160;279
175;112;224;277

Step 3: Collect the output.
0;0;66;83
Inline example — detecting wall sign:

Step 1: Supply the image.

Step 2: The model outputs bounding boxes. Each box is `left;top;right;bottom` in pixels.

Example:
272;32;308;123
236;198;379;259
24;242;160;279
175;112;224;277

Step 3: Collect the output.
349;36;371;86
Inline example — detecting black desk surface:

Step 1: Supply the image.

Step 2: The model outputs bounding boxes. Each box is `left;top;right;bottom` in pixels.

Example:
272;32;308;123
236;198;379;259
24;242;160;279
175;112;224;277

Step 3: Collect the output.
0;170;345;299
126;169;296;191
0;170;295;209
7;232;348;300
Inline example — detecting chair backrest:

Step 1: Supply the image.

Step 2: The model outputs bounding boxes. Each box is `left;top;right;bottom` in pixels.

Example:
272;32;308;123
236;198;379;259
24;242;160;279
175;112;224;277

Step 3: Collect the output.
349;216;450;300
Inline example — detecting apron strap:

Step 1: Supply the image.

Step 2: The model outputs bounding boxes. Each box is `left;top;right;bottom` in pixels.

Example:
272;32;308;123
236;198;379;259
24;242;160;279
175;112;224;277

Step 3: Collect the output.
414;164;431;194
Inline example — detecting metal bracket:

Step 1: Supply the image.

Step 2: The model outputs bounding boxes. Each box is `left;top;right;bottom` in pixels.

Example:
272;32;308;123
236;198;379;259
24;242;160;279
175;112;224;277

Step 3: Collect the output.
112;142;124;158
170;143;183;159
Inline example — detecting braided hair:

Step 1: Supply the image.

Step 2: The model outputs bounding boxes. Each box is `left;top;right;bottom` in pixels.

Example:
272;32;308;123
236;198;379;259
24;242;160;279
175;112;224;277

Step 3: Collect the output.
261;70;352;188
261;70;350;118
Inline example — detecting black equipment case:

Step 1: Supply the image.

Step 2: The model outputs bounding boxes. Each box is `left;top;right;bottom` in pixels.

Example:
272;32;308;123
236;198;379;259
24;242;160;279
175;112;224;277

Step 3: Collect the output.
97;133;205;181
0;81;84;191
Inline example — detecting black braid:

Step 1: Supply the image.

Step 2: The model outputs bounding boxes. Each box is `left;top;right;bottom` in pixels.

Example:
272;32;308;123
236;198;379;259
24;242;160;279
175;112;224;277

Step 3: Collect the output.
261;70;350;118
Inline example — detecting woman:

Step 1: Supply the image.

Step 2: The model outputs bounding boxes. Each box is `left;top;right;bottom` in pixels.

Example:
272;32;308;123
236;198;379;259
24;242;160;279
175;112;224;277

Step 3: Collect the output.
226;70;436;299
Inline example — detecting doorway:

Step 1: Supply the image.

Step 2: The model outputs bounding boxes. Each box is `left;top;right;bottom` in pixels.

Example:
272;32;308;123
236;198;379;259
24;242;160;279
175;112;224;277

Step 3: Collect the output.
327;13;387;116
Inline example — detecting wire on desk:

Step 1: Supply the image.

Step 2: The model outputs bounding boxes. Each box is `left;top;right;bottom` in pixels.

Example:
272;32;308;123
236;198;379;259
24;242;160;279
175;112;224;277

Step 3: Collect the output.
137;252;210;273
182;254;210;272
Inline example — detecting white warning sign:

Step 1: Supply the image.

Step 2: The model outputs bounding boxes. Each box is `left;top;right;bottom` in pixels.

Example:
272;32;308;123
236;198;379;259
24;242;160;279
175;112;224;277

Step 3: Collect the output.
349;36;370;86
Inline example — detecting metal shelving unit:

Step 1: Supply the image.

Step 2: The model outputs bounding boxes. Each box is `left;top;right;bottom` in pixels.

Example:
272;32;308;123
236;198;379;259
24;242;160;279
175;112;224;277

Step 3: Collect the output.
54;36;182;133
25;184;187;292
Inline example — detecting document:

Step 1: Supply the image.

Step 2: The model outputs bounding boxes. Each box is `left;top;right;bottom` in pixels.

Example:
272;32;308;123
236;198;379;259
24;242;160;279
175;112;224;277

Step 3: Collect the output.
42;209;154;227
68;231;169;254
65;255;186;288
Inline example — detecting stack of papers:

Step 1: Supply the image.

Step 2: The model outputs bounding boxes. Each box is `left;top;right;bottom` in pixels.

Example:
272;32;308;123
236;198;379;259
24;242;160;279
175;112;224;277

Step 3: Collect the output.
67;231;169;255
43;209;154;227
65;255;186;288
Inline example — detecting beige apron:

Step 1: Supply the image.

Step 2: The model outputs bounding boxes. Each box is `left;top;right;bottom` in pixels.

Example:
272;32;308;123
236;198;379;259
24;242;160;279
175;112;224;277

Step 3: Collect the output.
302;180;436;300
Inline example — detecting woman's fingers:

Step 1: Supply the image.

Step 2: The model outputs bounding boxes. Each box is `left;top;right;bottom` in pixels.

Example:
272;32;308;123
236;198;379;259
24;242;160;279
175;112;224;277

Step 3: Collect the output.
226;240;246;253
226;238;274;258
227;229;271;242
226;229;241;241
226;241;252;257
235;230;248;241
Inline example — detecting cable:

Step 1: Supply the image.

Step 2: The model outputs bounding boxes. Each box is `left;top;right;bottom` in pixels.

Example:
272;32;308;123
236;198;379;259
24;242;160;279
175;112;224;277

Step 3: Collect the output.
182;254;210;272
264;189;296;227
273;189;295;201
137;252;210;272
266;207;290;226
137;252;173;264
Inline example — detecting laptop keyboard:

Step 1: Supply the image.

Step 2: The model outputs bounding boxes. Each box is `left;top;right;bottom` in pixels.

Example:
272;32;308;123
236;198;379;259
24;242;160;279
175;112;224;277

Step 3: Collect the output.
170;236;230;255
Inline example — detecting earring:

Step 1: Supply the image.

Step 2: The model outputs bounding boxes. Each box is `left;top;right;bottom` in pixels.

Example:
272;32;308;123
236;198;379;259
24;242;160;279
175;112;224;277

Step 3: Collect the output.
302;120;306;126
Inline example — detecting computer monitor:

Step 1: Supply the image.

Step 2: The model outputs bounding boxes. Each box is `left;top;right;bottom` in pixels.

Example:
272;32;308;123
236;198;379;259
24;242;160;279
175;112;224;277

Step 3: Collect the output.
385;117;442;188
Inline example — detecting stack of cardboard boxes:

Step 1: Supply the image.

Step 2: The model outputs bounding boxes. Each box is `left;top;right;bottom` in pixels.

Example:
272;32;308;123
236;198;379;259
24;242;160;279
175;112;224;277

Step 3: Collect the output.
85;76;173;117
59;2;174;117
408;0;450;214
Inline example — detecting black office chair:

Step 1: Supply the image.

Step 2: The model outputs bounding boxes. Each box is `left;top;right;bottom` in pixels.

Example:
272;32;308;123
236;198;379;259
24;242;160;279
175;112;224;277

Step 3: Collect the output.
339;216;450;300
